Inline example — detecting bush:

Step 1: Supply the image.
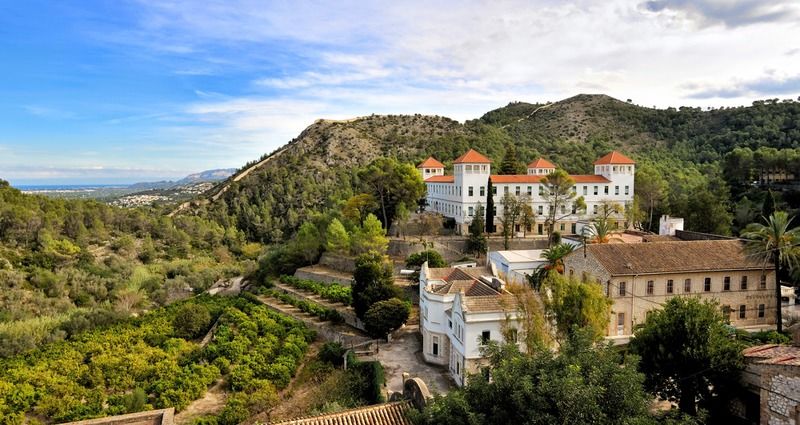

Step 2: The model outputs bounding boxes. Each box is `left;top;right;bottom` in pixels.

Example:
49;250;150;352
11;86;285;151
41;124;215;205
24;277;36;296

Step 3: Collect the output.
350;361;385;404
173;303;213;339
364;298;410;338
405;250;446;268
318;342;347;366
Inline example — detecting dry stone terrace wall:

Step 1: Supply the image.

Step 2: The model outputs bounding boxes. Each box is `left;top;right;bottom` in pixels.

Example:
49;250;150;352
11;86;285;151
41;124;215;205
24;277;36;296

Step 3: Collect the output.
759;365;800;425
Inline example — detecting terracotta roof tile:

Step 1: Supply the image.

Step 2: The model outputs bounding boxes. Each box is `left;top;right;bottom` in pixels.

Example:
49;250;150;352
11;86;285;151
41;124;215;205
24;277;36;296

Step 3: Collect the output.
453;149;492;164
489;174;610;184
462;294;519;313
527;158;556;169
743;344;800;367
424;175;454;183
593;151;635;165
579;240;770;275
417;157;445;168
271;401;413;425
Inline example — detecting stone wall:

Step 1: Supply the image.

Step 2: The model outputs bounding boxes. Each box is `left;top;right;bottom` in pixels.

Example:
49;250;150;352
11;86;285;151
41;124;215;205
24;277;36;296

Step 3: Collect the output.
759;364;800;425
60;409;174;425
319;253;357;273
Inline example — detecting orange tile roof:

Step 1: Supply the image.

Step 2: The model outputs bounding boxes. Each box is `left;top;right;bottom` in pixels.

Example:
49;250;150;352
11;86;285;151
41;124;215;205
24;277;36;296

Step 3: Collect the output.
490;175;543;183
424;175;454;183
489;174;610;184
570;174;612;183
453;149;492;164
743;344;800;367
594;151;635;165
272;401;413;425
527;158;556;168
417;157;444;168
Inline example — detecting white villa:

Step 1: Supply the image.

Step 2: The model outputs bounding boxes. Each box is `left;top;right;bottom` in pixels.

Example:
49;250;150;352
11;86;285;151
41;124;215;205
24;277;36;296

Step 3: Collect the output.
418;262;522;386
418;149;635;235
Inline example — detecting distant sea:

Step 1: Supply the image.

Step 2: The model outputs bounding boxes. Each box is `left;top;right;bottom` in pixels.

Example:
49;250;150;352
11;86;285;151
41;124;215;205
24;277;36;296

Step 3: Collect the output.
16;184;129;193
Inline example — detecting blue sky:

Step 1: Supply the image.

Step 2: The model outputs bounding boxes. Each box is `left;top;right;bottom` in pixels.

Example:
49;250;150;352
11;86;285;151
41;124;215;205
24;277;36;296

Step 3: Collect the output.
1;0;799;184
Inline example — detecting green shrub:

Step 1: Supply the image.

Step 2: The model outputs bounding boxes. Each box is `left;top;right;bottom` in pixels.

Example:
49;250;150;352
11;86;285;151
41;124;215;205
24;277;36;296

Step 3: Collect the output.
364;298;410;338
172;303;212;339
405;250;446;268
279;275;352;305
318;342;347;366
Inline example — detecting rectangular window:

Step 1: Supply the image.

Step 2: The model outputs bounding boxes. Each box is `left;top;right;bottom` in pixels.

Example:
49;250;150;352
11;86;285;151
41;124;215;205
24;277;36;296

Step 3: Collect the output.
684;279;691;293
468;186;473;196
760;274;767;289
432;336;439;356
615;186;619;195
481;330;491;344
537;205;543;215
539;186;545;196
515;186;521;196
593;186;598;195
508;328;518;344
704;277;711;292
624;185;630;195
448;320;452;329
646;280;654;295
741;276;748;290
537;223;543;234
723;276;731;291
492;186;497;195
468;206;474;216
583;186;587;196
527;186;532;196
738;305;746;319
618;281;626;297
593;205;598;214
571;223;577;234
758;304;765;318
604;186;609;195
480;186;485;196
560;223;565;231
666;279;674;294
504;186;509;194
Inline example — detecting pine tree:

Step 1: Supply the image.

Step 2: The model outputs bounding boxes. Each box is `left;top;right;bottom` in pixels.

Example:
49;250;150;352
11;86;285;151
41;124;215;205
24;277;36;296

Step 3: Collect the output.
499;144;524;175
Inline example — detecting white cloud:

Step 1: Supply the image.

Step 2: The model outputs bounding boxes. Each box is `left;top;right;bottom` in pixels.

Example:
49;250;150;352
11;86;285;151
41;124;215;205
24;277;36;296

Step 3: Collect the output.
49;0;800;174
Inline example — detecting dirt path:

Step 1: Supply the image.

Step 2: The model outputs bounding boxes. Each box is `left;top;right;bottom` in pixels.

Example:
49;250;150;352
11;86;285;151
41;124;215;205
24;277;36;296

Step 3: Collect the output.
174;379;227;424
500;102;554;129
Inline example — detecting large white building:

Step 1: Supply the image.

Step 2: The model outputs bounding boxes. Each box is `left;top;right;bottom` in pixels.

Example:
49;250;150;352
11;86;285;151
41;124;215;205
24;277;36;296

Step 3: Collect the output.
419;262;522;386
418;149;636;235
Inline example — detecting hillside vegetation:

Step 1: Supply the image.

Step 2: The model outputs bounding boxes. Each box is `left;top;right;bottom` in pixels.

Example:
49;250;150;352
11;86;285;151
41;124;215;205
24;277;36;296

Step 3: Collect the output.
186;94;800;242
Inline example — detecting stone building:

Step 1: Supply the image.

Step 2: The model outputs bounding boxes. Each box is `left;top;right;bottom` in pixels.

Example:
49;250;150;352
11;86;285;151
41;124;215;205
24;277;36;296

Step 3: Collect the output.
562;239;777;340
741;326;800;425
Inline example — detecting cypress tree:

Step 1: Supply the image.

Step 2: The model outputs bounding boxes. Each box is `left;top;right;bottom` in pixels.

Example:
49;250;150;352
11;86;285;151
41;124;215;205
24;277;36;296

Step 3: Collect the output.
486;177;495;233
761;190;775;223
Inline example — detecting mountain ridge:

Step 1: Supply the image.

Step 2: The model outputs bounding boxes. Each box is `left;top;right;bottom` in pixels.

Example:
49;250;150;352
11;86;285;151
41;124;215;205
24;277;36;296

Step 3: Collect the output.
186;93;800;242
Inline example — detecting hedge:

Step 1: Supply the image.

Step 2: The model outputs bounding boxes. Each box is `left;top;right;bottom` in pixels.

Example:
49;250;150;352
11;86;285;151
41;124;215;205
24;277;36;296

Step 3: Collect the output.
279;275;352;305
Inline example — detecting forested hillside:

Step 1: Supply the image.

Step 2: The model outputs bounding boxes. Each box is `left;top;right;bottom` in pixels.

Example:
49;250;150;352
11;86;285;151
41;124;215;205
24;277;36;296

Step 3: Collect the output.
0;181;256;357
185;94;800;242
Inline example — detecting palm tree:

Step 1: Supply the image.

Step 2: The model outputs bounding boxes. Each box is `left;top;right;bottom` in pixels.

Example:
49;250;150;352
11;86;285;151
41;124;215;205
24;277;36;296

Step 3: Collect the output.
541;243;576;273
584;218;624;244
741;211;800;333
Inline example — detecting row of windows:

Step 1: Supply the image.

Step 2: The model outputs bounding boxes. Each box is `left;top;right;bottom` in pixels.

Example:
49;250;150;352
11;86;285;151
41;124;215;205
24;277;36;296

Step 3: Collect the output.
598;165;634;174
455;164;489;174
429;183;632;200
614;275;768;297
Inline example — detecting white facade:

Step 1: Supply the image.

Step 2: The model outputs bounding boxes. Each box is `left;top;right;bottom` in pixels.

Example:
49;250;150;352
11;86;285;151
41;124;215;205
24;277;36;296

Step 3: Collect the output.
487;250;547;285
659;215;684;236
421;150;636;235
419;262;522;386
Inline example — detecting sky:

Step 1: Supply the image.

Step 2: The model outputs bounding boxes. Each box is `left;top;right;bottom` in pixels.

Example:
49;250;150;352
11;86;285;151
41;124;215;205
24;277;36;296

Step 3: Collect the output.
1;0;800;185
